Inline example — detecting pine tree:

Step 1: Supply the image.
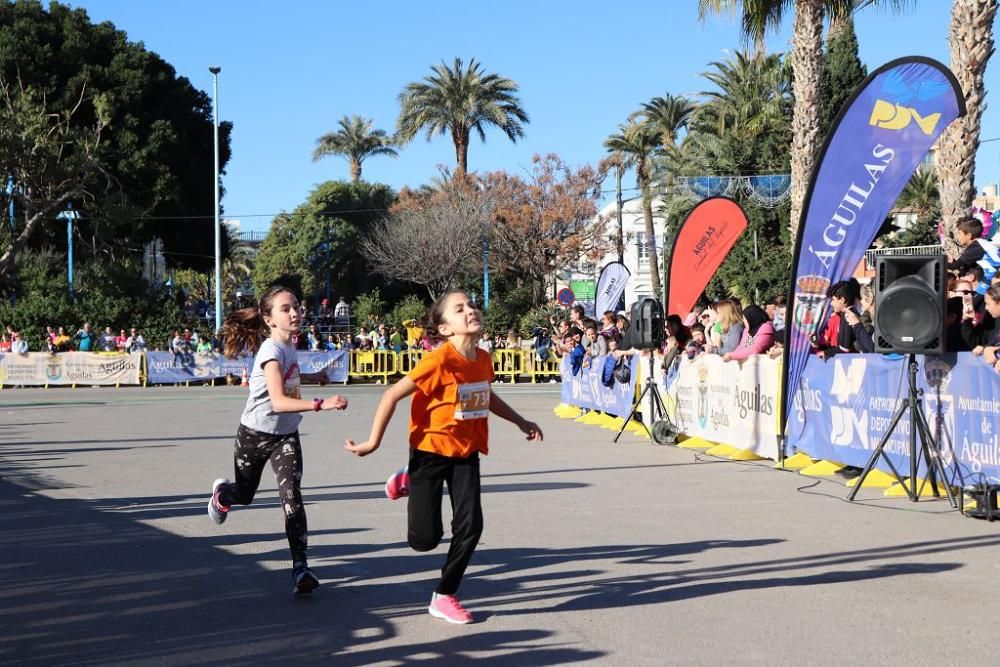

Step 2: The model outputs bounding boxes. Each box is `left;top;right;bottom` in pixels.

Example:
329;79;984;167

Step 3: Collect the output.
819;15;867;142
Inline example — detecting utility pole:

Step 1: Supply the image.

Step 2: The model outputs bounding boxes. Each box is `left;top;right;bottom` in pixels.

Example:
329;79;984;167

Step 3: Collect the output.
209;66;222;332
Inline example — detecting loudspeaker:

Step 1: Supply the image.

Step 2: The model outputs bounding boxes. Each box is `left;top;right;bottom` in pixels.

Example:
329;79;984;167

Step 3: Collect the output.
623;297;665;350
874;254;945;354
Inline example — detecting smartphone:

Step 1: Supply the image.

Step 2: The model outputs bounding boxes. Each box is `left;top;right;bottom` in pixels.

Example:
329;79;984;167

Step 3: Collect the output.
963;294;974;317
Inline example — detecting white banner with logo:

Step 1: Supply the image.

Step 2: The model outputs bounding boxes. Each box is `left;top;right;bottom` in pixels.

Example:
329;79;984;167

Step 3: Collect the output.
0;352;143;386
665;354;781;459
595;261;631;316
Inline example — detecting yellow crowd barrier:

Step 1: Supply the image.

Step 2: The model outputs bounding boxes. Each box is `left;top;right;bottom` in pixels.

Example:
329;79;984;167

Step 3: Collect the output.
349;349;399;383
396;348;427;374
491;349;524;383
525;353;563;383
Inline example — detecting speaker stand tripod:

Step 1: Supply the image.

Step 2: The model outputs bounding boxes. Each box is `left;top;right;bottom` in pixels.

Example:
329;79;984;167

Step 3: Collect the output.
615;353;672;443
847;354;957;506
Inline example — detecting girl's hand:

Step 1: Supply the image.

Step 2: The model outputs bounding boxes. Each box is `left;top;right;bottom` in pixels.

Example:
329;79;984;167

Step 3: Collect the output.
973;346;985;356
722;352;733;362
324;395;348;410
520;421;543;441
344;438;378;456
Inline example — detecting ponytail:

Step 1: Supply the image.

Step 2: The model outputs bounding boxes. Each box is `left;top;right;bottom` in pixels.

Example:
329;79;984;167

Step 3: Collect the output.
222;284;294;358
222;307;266;358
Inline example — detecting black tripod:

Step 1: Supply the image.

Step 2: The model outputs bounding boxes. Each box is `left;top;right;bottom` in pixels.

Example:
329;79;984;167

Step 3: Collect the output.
847;354;956;506
614;352;672;443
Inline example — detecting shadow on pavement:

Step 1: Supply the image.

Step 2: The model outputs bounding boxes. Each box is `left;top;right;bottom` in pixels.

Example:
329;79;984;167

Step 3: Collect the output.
0;476;605;665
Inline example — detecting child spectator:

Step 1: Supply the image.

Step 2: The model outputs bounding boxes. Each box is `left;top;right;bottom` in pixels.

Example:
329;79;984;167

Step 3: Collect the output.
812;279;872;357
390;326;404;353
11;331;28;354
972;284;1000;370
947;216;989;275
0;333;11;352
567;327;586;376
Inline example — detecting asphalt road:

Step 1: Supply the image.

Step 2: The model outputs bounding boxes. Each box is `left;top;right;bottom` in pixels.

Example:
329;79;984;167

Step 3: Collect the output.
2;384;999;665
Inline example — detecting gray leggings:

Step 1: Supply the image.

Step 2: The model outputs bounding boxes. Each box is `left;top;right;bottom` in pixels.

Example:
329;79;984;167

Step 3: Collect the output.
218;424;307;564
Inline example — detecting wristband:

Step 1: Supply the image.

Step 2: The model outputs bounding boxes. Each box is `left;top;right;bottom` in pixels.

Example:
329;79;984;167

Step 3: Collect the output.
313;398;323;412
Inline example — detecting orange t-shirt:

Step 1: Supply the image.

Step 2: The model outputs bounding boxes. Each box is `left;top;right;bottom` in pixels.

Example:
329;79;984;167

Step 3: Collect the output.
408;342;495;458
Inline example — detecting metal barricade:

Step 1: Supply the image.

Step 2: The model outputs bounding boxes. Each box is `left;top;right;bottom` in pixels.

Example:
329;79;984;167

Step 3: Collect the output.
350;349;398;383
396;349;427;375
491;349;524;383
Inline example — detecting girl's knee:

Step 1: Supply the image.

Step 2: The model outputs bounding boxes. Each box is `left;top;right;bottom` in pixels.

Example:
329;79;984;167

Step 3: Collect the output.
408;530;443;552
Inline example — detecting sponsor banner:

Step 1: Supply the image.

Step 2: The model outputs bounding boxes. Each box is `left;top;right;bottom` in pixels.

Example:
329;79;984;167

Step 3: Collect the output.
595;262;631;317
560;354;638;418
0;352;142;386
787;353;1000;480
782;57;964;437
665;354;780;460
666;197;748;318
145;350;348;384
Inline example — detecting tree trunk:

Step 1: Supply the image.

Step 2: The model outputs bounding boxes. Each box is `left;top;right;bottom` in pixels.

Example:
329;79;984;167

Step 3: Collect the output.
639;157;662;299
789;0;825;244
453;127;469;178
937;0;998;259
350;159;362;183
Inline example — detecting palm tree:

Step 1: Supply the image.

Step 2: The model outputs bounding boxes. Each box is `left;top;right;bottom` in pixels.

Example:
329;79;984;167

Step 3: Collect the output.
396;58;529;178
697;52;791;143
698;0;914;241
605;120;664;297
222;226;255;303
898;167;940;218
312;115;398;183
936;0;999;258
635;94;697;152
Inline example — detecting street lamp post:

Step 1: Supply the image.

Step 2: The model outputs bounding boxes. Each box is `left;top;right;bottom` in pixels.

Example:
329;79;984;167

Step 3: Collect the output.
209;66;222;332
58;204;79;300
5;177;14;304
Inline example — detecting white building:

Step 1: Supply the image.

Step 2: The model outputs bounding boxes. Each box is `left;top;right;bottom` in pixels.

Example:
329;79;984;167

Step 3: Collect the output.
554;196;669;311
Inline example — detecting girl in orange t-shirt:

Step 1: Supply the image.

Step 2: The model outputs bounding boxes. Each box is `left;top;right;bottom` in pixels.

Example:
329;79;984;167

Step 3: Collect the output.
346;290;543;624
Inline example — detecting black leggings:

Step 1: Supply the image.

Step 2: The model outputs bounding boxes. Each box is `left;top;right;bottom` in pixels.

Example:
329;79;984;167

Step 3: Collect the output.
218;425;308;564
407;449;483;596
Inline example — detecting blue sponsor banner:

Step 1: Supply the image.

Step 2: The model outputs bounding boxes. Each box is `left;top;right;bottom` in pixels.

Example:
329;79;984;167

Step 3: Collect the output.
146;350;348;385
786;353;1000;480
560;354;638;418
782;57;964;436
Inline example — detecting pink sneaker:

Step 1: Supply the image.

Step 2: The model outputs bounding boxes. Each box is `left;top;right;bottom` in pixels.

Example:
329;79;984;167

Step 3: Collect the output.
385;467;410;500
428;593;473;624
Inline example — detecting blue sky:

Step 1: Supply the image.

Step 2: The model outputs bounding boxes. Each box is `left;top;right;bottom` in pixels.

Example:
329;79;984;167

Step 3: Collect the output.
66;1;999;233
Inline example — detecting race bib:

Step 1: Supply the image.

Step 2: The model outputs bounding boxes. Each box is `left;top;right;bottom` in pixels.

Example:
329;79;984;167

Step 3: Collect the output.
455;381;490;420
283;363;301;400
